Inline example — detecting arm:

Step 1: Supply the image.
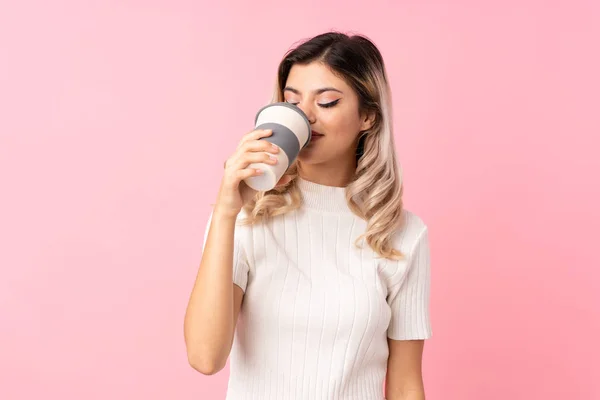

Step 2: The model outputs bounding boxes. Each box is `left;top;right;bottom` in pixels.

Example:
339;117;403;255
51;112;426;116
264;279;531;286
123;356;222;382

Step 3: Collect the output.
385;224;432;399
385;339;426;400
183;128;277;375
183;210;245;375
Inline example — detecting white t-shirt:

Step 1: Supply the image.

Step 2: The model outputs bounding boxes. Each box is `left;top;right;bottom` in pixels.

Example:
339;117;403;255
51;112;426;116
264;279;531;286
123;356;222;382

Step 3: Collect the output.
202;177;432;399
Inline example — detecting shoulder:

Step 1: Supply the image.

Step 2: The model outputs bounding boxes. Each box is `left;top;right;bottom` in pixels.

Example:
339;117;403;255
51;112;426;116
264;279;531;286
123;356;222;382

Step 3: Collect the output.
392;208;429;256
400;208;428;236
233;207;255;232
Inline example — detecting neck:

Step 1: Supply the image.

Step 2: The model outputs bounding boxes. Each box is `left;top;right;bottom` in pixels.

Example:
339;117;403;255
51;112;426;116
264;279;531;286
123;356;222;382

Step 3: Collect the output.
297;158;356;187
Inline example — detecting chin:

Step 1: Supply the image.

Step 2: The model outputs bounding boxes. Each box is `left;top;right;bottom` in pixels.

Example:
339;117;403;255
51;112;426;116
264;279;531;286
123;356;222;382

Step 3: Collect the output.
297;151;325;165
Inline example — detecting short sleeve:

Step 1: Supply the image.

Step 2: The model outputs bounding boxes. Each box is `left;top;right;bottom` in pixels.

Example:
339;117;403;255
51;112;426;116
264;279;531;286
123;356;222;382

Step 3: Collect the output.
386;227;432;340
202;210;251;292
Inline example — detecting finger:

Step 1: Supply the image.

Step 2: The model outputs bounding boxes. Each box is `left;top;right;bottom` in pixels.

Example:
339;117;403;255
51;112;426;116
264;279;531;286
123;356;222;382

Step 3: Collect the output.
239;138;280;155
231;167;263;183
232;151;278;171
228;140;278;169
237;128;273;149
224;150;276;172
225;132;278;171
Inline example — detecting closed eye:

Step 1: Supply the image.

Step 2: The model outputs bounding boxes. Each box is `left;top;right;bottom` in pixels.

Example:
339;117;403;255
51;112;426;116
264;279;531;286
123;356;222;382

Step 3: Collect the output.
319;99;340;108
286;99;340;108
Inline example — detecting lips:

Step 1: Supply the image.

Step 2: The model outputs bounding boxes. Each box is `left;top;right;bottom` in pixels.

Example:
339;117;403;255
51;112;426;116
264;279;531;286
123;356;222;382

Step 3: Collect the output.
311;130;323;137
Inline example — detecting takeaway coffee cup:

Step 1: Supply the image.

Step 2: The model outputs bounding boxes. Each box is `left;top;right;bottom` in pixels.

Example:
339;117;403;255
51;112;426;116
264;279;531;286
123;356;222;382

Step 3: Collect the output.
243;102;312;191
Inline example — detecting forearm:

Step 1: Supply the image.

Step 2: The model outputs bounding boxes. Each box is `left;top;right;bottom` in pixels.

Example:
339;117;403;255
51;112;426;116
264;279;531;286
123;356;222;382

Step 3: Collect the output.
387;389;425;400
184;210;237;373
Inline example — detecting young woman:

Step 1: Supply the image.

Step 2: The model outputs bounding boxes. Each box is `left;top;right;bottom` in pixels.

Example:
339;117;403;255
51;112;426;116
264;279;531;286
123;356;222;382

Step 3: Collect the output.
184;32;432;400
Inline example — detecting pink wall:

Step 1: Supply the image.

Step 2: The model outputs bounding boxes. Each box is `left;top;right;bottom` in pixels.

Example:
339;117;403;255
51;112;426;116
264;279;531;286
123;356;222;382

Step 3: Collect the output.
1;1;598;399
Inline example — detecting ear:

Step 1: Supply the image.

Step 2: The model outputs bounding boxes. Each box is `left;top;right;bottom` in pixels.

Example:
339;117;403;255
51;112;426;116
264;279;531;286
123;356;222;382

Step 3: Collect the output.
360;110;376;132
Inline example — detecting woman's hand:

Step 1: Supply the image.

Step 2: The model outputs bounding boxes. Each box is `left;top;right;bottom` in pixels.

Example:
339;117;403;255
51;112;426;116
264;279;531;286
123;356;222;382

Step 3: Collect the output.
214;128;283;219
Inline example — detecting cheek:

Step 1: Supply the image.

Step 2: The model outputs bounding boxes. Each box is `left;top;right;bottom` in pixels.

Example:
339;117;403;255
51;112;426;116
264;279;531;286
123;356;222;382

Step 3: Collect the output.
321;110;362;141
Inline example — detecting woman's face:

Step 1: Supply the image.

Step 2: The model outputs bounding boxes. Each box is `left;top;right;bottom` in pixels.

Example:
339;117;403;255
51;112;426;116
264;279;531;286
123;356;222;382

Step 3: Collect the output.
283;62;373;166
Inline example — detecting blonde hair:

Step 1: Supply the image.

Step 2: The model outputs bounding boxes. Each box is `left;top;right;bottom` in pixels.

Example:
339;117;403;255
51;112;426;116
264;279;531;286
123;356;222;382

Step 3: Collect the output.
240;32;406;260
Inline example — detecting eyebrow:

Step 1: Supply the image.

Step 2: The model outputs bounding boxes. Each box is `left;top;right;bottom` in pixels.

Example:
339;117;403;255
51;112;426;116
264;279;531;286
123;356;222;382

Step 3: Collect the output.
283;86;344;95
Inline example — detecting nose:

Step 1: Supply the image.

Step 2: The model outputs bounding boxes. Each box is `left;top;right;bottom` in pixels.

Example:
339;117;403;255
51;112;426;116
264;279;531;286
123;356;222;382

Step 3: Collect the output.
297;102;316;124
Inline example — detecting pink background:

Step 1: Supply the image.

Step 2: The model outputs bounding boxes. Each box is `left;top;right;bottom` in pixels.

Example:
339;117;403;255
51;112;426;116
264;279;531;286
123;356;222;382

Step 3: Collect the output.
1;1;599;399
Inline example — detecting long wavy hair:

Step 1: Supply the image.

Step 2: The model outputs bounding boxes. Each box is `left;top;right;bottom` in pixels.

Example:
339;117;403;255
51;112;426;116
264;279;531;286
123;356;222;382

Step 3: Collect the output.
241;32;406;260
